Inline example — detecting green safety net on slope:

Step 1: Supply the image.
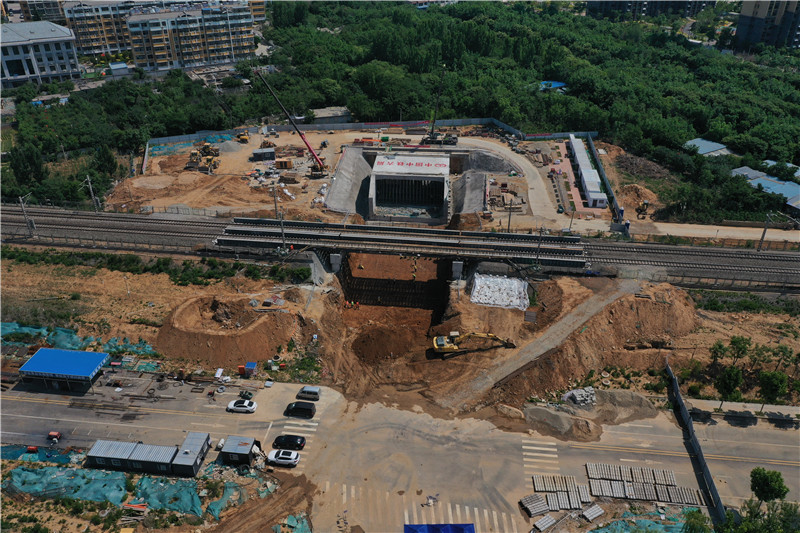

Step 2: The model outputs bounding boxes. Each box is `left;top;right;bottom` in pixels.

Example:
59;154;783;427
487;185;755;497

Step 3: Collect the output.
2;466;127;505
1;322;157;355
272;513;312;533
206;481;247;519
1;445;84;465
591;508;700;533
132;476;203;517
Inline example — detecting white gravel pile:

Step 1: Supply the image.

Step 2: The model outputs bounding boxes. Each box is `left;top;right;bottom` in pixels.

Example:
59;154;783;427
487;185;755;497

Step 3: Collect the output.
470;273;528;310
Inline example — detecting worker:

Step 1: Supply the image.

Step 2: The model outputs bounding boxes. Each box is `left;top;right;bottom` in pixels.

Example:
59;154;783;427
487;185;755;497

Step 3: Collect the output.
412;273;416;280
358;264;364;270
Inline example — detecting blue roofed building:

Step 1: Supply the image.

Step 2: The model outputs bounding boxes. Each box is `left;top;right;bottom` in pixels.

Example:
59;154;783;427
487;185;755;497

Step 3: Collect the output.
684;138;733;157
733;166;800;215
763;160;800;180
19;348;109;391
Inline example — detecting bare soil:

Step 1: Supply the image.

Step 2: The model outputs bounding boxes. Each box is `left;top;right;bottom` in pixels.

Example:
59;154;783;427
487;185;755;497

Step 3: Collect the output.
594;141;670;214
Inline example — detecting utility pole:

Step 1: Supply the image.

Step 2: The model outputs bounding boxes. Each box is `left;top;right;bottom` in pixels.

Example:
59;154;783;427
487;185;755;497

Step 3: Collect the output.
19;193;35;238
273;183;279;219
757;213;773;252
535;227;544;265
83;175;99;213
507;206;512;233
279;208;287;251
569;209;576;232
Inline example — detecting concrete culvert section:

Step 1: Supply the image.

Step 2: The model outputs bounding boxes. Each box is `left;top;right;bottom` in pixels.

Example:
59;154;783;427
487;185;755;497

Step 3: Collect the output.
324;146;372;214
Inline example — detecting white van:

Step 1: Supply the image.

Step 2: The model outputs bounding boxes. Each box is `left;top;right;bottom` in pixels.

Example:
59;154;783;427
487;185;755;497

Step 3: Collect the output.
296;386;321;401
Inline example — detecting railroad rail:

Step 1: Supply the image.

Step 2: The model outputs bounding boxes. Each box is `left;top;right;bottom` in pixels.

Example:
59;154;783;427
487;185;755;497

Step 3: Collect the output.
2;207;799;282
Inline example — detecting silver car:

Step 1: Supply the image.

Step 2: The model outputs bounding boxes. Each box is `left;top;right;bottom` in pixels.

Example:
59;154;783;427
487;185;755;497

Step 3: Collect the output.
267;449;300;467
226;399;257;413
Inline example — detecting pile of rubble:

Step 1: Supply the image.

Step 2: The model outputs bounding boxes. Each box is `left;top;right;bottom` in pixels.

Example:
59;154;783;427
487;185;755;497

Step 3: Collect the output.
562;386;596;406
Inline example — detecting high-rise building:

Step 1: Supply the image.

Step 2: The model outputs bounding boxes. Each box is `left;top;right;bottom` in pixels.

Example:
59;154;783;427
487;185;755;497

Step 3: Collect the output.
20;0;66;24
1;21;81;88
63;1;263;56
127;4;255;71
587;1;715;19
736;0;800;50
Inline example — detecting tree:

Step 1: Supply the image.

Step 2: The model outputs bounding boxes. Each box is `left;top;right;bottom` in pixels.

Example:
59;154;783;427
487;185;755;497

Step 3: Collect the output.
758;371;788;413
750;468;789;504
681;509;712;533
709;340;728;366
92;144;119;176
714;365;743;410
729;336;752;367
8;142;49;185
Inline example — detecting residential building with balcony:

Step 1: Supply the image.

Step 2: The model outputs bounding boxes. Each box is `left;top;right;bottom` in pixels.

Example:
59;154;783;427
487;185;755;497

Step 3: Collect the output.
20;0;66;24
736;0;800;50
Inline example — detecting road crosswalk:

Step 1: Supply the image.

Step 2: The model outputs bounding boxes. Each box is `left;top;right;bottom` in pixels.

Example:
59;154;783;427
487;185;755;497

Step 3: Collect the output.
274;419;318;472
522;438;560;486
321;481;520;532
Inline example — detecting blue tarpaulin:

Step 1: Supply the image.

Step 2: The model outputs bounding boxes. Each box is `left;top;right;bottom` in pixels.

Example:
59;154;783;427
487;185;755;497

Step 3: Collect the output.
404;525;475;533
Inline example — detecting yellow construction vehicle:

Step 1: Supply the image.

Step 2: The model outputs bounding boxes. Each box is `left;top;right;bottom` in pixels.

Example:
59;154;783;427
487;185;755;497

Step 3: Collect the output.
636;200;650;219
432;331;516;354
260;139;276;149
185;150;201;170
198;156;220;173
236;131;250;143
199;143;220;157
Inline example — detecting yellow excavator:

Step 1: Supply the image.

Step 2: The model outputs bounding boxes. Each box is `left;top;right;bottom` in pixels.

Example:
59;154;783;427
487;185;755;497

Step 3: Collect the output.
432;331;517;354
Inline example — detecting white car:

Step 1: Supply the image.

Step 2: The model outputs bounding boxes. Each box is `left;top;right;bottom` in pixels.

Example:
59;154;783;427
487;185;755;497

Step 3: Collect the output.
227;399;257;413
267;449;300;467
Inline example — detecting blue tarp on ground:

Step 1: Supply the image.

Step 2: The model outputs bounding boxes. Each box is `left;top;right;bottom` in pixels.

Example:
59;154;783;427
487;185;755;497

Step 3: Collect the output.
591;509;700;532
19;348;109;380
2;466;127;504
2;322;158;355
132;476;203;516
1;445;82;465
405;525;475;533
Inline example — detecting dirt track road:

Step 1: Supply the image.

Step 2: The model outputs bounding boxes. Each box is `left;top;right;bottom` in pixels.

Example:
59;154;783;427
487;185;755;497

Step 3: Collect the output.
437;278;641;411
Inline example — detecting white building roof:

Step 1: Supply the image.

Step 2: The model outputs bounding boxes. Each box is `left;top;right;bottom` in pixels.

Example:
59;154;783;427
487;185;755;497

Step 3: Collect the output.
373;154;449;177
0;21;74;44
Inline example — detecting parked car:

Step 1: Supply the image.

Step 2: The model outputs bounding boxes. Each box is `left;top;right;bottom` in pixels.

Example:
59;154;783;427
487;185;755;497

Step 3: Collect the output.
272;435;306;450
227;399;257;413
267;449;300;467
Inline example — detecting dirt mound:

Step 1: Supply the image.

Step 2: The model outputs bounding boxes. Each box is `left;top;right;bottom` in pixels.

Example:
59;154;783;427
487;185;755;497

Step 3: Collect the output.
155;296;305;367
352;324;418;365
619;184;659;209
521;390;657;442
447;213;482;230
616;153;672;181
488;284;698;406
157;154;191;175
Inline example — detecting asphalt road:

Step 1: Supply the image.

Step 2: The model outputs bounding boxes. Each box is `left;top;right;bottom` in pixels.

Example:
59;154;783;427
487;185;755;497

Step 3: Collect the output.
2;379;797;532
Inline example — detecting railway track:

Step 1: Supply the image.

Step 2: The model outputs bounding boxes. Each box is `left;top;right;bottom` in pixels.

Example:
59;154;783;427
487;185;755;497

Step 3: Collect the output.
586;243;799;264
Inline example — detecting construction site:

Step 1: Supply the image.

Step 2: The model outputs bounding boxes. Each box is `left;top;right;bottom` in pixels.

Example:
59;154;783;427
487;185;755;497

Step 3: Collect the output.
4;89;800;530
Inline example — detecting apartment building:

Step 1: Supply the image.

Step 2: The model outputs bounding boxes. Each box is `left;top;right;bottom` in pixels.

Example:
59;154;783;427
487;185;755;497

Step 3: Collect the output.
63;1;264;56
736;0;800;50
1;21;80;88
20;0;66;24
587;1;715;19
128;4;255;71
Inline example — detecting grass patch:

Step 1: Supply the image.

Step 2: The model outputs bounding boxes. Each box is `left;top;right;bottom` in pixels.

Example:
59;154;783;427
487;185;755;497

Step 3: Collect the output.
2;247;275;287
690;290;800;317
1;295;86;329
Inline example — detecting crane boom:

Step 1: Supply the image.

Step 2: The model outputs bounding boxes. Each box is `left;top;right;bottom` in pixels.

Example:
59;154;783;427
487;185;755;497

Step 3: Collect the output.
255;70;326;171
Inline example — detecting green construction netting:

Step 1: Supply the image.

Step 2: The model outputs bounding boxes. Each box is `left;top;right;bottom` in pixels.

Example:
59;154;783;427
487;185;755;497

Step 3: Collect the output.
132;476;203;517
206;481;247;519
2;466;126;505
592;508;701;533
272;513;312;533
1;445;84;465
1;322;156;355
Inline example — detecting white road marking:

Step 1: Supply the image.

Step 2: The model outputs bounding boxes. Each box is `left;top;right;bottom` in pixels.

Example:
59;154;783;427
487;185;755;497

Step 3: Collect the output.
261;421;273;445
464;506;470;523
342;484;347;505
484;509;490;532
523;439;558;446
351;485;355;501
456;504;462;523
448;502;453;524
325;481;329;493
493;510;499;531
523;457;559;463
412;496;418;524
473;507;480;533
523;445;558;451
502;512;511;533
523;452;558;458
404;493;409;524
623;423;653;428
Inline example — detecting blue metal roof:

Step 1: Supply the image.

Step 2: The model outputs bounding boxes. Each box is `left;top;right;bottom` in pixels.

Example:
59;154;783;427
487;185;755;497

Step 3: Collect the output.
685;138;726;155
764;160;800;178
87;440;138;460
127;444;178;464
748;177;800;201
19;348;109;381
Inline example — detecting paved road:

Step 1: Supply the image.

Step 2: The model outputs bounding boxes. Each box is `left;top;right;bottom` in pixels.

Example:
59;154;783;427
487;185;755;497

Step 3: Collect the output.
2;378;797;531
437;278;641;411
